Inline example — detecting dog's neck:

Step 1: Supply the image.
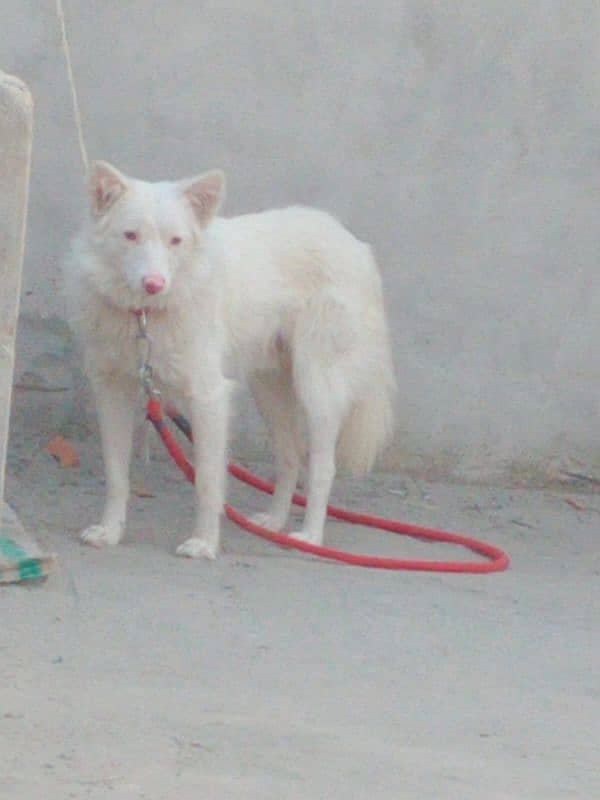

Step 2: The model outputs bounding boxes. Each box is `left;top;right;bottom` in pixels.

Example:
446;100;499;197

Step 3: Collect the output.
99;294;168;321
130;306;152;318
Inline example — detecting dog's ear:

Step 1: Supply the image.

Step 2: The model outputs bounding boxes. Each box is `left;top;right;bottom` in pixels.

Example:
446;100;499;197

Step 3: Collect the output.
89;161;129;217
180;170;226;226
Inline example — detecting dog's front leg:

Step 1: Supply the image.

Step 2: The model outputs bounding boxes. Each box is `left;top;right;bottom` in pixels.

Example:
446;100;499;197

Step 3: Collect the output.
176;374;228;560
81;373;137;548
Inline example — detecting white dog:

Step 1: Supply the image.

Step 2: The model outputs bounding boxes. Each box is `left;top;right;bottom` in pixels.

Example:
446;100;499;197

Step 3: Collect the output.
64;161;396;559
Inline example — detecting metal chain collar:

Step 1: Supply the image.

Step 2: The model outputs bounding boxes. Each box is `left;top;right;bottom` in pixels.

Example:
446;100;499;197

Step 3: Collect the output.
135;310;160;397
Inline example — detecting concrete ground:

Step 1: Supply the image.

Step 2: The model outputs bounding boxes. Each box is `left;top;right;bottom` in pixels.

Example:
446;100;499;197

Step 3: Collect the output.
2;426;599;799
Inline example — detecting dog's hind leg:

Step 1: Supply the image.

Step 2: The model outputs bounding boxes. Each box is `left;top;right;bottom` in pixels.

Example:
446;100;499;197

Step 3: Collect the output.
249;371;301;532
287;294;357;546
81;374;137;547
289;366;349;547
289;399;341;547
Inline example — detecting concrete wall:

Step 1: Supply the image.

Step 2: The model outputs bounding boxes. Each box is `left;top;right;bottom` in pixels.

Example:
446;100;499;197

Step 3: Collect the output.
3;0;599;482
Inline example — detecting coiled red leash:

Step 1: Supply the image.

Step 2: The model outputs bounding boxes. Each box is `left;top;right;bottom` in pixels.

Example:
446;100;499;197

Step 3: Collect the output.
146;397;510;573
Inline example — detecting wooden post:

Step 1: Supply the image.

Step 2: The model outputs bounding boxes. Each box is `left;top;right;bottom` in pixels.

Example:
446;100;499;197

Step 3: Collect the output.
0;72;33;510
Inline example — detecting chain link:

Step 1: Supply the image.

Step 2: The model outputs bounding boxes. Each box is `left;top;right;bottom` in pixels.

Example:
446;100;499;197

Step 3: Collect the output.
135;310;160;397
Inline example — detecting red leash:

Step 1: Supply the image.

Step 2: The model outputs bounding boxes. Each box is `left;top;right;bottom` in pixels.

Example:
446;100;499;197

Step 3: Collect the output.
146;397;510;573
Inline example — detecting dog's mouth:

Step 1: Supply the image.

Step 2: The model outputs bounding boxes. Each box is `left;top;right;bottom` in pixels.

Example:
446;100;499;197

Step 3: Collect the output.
117;281;171;313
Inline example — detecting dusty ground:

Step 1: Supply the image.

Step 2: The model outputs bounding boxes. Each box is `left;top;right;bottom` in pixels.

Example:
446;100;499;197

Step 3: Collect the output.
2;423;599;799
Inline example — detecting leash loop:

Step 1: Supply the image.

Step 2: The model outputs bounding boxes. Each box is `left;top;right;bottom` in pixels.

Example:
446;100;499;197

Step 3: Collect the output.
145;398;511;573
133;314;509;572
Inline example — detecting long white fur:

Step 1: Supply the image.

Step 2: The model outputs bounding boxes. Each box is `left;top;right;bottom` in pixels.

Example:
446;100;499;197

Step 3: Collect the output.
64;161;396;558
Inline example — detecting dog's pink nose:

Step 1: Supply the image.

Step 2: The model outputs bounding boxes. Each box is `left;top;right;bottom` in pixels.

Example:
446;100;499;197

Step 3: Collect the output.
142;274;166;295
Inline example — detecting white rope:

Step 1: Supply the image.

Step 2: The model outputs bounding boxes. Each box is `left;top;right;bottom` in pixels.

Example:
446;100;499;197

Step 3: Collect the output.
56;2;155;462
55;0;90;176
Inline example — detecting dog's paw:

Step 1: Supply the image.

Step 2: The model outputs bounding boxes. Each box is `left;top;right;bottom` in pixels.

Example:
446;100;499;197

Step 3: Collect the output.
248;512;285;532
176;537;218;560
80;524;122;548
288;529;323;547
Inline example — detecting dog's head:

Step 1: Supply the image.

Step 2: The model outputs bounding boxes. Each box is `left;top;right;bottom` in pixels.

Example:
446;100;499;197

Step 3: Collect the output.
86;161;225;307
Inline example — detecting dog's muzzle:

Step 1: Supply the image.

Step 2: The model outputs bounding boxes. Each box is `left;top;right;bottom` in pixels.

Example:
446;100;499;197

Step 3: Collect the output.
142;274;166;295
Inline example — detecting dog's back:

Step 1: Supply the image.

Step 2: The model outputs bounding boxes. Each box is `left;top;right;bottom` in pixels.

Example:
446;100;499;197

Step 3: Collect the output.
210;206;396;474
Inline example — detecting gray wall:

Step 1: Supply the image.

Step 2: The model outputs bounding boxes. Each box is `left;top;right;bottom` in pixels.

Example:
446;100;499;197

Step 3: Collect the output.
3;0;599;482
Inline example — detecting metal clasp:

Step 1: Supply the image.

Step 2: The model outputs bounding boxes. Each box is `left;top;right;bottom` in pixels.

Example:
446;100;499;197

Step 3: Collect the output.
135;309;160;397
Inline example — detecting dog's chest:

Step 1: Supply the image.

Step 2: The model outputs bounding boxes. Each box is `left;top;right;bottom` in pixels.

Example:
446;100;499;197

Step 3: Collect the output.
91;302;290;390
91;311;202;393
141;319;207;392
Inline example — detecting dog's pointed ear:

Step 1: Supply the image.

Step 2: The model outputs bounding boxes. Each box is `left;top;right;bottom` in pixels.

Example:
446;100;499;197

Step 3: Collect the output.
180;170;226;226
89;161;129;217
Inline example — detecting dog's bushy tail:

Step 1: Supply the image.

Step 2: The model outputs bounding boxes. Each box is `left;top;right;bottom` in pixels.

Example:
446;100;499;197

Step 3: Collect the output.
336;332;396;476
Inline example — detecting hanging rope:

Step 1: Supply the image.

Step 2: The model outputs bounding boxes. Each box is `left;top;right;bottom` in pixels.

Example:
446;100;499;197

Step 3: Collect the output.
55;0;89;175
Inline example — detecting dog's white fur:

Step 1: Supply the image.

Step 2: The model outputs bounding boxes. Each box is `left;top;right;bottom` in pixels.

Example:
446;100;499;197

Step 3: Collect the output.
64;161;396;558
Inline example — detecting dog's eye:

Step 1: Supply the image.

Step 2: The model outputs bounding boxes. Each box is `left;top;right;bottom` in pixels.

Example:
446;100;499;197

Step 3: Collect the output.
124;231;138;242
170;236;182;246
